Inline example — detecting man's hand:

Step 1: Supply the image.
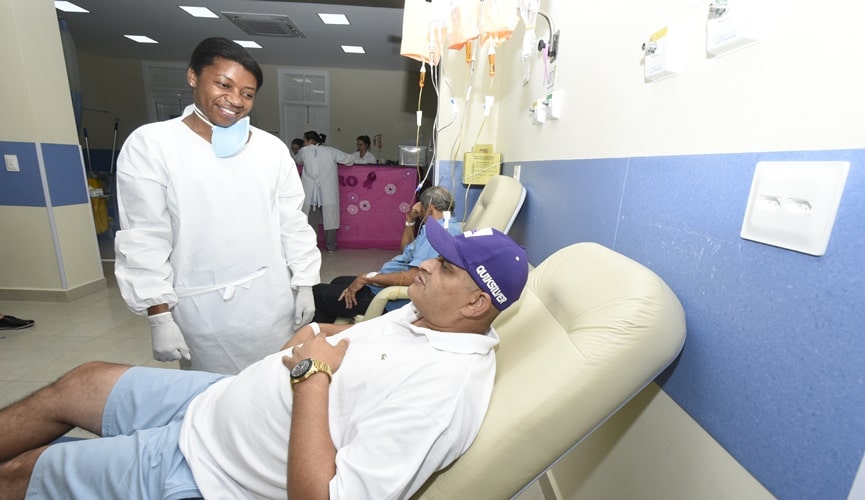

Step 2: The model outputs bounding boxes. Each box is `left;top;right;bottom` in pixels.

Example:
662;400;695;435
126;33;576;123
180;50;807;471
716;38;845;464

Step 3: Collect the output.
337;275;368;309
407;201;424;224
294;286;315;329
147;312;191;361
282;329;349;375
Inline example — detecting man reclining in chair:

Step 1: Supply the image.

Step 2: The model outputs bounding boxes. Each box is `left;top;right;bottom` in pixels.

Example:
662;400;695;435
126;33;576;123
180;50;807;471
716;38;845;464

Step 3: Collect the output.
0;219;528;500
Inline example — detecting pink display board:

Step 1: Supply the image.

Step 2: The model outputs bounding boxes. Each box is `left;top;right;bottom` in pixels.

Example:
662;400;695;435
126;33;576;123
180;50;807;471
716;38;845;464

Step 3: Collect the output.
312;164;419;250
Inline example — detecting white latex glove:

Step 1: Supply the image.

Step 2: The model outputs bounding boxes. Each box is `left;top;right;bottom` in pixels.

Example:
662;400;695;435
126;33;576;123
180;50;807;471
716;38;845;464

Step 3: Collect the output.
295;286;315;329
147;312;191;362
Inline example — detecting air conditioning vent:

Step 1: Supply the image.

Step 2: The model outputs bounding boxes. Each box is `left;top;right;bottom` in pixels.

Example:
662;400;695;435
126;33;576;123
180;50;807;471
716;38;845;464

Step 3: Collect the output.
221;12;306;38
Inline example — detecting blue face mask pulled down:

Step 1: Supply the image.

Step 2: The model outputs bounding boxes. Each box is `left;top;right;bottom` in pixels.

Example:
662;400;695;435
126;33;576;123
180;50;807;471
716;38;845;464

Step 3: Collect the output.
192;105;250;158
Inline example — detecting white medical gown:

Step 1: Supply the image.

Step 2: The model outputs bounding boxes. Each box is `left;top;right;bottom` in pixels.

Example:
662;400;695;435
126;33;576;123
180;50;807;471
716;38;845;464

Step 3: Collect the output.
114;109;321;374
295;144;353;230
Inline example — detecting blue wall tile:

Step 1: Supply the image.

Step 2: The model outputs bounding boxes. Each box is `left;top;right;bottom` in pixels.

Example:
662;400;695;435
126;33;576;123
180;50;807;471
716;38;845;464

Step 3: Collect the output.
0;142;44;207
43;143;88;206
0;141;88;207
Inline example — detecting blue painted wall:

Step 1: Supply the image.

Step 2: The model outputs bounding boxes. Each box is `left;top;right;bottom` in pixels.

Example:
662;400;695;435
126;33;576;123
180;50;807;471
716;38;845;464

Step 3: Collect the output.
443;148;865;499
0;141;88;207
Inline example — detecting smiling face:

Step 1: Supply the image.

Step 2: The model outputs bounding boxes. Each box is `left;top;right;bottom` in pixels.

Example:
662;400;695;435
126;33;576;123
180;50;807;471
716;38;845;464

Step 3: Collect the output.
188;56;257;128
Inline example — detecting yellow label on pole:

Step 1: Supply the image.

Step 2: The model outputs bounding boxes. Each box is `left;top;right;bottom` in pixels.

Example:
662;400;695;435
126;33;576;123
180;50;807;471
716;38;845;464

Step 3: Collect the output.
650;27;669;41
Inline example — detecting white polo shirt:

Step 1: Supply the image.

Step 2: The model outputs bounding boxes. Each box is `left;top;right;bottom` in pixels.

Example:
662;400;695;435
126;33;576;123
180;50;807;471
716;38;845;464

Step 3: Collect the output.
178;304;499;499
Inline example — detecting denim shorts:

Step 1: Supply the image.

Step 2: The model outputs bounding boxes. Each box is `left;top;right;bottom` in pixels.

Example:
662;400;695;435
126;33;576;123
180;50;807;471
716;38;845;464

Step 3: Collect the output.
26;366;227;500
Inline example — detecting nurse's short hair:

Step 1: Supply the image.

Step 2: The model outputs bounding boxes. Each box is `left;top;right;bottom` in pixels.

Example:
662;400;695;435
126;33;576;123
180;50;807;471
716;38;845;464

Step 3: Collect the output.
189;37;264;90
420;186;454;213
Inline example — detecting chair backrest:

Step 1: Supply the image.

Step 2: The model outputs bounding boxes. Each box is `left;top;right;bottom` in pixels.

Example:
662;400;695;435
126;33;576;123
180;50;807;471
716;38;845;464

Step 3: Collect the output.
413;242;687;499
462;175;526;233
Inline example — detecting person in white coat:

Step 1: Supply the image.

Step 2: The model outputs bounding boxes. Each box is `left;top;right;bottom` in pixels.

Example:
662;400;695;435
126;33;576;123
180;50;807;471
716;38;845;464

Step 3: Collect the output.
294;131;353;252
351;135;377;164
114;37;321;375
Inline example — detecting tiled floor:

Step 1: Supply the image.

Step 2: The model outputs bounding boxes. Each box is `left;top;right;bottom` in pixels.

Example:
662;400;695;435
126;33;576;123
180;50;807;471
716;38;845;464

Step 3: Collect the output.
0;248;545;499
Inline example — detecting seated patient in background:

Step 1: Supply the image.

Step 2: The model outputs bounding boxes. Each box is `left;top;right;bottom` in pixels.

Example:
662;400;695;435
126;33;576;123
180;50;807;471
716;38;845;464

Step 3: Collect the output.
312;185;461;323
0;222;529;500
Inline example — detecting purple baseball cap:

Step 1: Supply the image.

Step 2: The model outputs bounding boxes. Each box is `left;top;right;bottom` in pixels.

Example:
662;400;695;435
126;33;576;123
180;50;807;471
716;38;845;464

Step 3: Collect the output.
424;216;529;310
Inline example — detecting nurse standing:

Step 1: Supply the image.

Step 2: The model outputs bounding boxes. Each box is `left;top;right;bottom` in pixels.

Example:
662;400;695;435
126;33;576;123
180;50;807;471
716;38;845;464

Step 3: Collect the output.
114;37;320;374
294;130;353;252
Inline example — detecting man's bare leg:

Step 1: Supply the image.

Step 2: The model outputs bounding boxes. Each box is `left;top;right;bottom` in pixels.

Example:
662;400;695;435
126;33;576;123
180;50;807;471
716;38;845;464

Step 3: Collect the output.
0;361;130;462
0;361;130;498
0;446;50;499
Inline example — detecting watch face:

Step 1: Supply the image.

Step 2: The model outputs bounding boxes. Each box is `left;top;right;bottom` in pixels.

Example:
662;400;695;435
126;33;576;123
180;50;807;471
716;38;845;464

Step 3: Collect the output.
291;358;311;378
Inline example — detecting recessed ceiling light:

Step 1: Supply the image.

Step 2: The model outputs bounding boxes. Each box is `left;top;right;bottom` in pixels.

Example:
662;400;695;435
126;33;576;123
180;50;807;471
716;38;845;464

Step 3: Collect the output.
341;45;365;54
318;13;350;25
124;35;159;44
179;6;218;18
234;40;262;49
54;1;89;13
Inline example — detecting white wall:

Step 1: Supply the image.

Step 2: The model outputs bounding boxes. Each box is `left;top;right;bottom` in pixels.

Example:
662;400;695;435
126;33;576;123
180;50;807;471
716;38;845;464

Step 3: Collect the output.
0;0;78;143
439;0;865;162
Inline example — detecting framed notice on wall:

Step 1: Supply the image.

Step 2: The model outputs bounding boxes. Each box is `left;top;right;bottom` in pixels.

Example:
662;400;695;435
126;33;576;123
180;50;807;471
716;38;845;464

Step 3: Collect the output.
463;144;501;185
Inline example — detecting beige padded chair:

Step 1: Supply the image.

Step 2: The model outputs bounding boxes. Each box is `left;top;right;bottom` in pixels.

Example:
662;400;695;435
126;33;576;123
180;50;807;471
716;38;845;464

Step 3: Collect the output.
354;175;527;322
411;242;687;499
461;174;527;233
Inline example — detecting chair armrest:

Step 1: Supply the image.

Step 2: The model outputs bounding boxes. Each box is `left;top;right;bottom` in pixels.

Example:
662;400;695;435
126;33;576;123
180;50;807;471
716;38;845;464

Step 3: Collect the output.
356;286;409;322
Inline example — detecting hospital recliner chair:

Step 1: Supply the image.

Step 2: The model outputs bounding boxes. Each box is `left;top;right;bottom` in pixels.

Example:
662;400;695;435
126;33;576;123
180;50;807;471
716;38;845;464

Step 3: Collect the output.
352;175;527;322
412;241;687;499
460;174;526;234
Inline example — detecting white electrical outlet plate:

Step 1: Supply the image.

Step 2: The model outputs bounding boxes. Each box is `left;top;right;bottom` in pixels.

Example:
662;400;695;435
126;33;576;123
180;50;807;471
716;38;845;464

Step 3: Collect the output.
740;161;850;256
513;164;521;182
4;154;20;172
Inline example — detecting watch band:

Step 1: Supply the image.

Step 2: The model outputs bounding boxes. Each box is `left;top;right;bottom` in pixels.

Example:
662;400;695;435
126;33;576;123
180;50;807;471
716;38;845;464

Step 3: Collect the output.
290;358;333;387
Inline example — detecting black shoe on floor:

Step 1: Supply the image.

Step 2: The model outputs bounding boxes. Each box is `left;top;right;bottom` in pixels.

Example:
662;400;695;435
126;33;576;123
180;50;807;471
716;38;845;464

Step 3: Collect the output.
0;315;35;330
